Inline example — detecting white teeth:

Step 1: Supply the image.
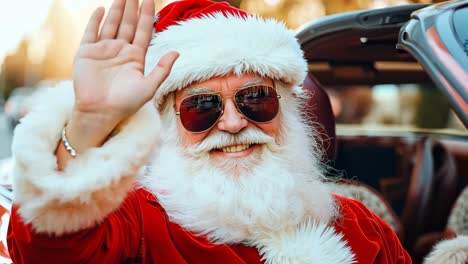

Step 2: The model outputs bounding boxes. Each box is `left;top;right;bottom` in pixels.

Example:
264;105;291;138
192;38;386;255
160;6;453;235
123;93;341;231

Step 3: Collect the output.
221;144;251;153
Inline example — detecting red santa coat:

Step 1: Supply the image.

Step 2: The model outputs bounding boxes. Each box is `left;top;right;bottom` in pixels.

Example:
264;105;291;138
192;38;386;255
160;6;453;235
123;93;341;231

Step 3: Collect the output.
7;188;411;264
6;85;411;263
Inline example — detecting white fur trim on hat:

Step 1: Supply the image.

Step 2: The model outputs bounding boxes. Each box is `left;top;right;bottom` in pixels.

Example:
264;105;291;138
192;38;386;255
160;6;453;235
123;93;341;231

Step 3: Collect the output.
145;13;308;106
12;81;159;235
249;220;356;264
424;235;468;264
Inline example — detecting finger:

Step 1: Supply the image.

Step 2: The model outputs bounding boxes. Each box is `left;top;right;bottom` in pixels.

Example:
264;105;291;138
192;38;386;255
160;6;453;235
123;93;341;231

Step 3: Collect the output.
116;0;138;41
81;7;105;44
99;0;126;40
146;51;180;93
133;0;155;49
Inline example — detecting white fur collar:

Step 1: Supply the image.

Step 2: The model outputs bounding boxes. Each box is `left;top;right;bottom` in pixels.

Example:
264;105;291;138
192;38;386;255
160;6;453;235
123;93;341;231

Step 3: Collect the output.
249;220;356;264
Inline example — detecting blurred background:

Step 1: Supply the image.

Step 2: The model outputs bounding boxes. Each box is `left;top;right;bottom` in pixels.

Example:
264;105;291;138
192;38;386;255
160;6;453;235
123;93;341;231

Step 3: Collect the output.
0;0;463;164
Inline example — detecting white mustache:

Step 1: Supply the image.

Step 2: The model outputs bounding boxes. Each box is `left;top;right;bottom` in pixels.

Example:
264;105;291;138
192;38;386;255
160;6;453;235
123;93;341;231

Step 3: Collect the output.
186;129;275;157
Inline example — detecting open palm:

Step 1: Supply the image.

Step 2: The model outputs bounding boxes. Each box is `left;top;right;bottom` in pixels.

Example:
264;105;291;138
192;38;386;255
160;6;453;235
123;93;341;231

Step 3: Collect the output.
74;0;178;122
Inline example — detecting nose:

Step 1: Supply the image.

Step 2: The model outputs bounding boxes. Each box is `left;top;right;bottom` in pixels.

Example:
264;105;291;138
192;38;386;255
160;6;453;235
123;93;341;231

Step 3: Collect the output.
217;99;248;133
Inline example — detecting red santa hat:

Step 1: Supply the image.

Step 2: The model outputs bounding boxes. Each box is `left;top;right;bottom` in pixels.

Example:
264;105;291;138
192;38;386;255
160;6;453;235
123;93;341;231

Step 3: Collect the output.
144;0;308;106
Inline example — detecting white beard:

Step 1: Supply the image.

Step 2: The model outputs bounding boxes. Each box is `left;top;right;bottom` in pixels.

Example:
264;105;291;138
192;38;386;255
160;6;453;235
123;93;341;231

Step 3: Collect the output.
139;91;337;245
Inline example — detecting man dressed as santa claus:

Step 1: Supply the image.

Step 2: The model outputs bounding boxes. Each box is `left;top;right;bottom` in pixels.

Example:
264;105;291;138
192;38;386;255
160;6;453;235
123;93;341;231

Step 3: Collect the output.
7;0;412;263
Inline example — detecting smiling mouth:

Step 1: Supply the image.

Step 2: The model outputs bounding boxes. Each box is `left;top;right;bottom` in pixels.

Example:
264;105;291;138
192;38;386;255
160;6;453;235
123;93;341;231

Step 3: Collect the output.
215;144;253;153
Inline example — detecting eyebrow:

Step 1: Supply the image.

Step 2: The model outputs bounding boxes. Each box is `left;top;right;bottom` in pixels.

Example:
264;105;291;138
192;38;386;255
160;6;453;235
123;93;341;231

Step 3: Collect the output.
183;78;266;97
183;87;212;97
240;78;265;88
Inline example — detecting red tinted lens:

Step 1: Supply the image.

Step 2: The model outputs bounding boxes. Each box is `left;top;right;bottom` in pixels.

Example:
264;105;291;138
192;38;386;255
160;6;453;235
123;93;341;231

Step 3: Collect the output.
235;86;279;123
179;94;222;132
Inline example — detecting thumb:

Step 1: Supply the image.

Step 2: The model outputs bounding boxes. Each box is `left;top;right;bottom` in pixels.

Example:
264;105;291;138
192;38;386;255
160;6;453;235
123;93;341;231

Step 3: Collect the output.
146;51;179;93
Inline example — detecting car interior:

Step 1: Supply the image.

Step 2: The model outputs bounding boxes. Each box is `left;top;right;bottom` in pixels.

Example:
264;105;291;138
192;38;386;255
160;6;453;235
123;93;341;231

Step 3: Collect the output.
297;2;467;263
302;69;466;263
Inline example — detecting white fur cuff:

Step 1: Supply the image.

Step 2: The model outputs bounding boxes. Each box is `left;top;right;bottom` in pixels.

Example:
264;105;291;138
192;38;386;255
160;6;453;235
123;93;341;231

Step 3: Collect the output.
12;81;160;235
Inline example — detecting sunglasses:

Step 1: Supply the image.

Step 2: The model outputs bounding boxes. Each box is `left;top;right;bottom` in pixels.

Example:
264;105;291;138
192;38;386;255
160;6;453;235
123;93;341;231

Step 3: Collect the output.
176;85;281;133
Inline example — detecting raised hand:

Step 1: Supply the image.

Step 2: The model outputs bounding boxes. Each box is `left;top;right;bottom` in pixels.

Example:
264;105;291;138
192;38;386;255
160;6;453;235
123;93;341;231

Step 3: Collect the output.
60;0;178;161
74;0;178;122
